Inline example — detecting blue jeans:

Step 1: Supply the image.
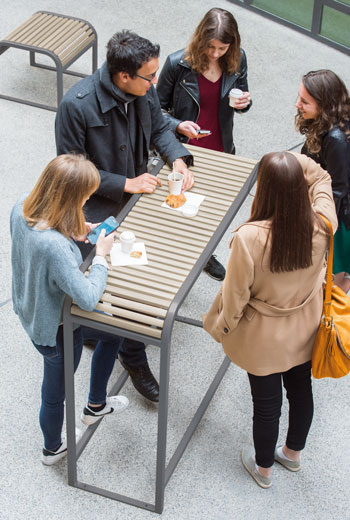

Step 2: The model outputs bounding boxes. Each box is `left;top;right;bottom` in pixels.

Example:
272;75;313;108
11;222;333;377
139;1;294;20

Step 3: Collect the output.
32;325;122;452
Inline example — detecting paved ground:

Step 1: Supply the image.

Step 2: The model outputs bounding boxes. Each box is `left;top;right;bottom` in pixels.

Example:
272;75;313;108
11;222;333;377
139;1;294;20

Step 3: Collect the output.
1;1;350;519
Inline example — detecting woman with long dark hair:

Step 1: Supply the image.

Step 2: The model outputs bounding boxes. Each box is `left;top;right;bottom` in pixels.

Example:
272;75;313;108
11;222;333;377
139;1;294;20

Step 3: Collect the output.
11;154;128;466
295;69;350;292
203;152;337;488
157;7;252;281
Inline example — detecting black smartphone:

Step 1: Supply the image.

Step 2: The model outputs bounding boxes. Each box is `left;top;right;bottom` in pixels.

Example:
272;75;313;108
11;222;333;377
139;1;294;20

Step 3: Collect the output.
197;130;211;135
87;216;119;244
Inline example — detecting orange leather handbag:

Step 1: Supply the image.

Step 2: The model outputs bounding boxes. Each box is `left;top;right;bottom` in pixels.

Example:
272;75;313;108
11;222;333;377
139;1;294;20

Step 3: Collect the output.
312;216;350;379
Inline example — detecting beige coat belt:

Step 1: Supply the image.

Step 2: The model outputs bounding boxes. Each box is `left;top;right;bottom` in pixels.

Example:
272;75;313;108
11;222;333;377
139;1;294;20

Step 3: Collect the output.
247;267;326;318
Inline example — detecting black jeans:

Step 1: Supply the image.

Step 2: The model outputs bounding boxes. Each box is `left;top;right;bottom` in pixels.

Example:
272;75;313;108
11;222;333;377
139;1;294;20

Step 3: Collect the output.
248;361;313;468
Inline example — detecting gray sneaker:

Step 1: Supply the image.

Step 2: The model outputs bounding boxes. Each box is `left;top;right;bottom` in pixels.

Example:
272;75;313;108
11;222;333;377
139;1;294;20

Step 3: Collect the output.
274;446;301;472
241;446;272;488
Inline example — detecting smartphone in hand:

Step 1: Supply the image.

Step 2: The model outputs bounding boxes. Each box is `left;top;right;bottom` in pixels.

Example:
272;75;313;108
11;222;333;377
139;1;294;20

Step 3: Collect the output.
87;216;119;244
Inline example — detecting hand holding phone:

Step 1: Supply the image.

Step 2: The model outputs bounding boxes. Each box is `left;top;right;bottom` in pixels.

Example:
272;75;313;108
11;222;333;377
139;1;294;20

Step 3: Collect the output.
87;216;119;244
95;229;115;257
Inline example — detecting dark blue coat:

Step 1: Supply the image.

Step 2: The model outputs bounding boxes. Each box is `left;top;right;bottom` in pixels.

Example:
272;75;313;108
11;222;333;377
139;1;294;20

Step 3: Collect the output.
55;62;192;221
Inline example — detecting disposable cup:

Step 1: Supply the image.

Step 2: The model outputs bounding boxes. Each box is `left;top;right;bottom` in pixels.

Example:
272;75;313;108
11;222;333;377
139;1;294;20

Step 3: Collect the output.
168;172;183;195
229;88;243;107
120;230;135;254
182;205;198;217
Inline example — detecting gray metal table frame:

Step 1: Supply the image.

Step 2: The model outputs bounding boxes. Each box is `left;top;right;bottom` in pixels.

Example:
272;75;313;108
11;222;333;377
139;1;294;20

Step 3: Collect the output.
62;158;257;513
0;11;97;111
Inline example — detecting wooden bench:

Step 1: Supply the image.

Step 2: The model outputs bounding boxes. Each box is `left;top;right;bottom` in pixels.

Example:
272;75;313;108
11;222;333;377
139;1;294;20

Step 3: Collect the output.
0;11;97;111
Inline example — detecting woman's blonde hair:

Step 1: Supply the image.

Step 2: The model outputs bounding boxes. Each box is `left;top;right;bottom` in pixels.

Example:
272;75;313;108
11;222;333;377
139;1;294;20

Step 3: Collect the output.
23;154;100;238
185;8;241;75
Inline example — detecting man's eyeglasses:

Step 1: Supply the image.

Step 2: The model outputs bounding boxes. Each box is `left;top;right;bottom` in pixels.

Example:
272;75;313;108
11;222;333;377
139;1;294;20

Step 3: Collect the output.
135;72;157;83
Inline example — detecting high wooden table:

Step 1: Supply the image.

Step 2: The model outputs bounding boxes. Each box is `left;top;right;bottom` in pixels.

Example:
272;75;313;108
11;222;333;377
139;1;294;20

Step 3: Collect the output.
62;145;257;513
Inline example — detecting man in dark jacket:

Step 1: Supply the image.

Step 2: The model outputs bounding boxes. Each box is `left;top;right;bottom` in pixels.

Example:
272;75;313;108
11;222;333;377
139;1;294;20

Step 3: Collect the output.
55;30;194;403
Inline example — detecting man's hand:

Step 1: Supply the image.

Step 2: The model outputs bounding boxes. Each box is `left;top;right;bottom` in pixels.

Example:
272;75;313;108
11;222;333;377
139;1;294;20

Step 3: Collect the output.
173;158;194;191
177;121;201;139
124;173;162;194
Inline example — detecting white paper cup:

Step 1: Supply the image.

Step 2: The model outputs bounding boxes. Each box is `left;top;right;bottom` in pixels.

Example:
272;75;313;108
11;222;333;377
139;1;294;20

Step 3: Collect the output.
229;88;243;107
182;205;198;217
120;230;135;254
168;172;184;195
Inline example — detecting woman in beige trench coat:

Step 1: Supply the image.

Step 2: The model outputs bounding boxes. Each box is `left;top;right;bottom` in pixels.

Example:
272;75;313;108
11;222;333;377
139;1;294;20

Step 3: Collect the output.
203;151;337;488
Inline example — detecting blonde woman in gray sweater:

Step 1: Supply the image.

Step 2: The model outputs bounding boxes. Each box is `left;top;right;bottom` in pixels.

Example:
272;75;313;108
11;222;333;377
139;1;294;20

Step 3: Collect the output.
10;154;128;466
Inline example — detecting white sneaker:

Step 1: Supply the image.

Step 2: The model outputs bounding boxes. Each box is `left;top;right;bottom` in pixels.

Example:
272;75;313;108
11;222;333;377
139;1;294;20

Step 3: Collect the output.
41;427;82;466
81;395;129;426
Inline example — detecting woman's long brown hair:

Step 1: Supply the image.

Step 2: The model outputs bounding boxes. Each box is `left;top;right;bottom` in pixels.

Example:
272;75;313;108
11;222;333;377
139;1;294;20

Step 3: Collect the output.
295;69;350;154
23;154;100;238
249;152;316;273
185;8;241;75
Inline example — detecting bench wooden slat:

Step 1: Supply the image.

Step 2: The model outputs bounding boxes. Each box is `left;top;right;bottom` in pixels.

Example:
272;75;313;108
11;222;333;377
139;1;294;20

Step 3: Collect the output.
61;34;96;67
100;293;168;317
21;15;62;46
123;208;217;235
107;270;181;293
115;222;208;247
71;307;163;338
54;26;91;54
96;302;165;328
54;26;90;55
41;20;84;49
4;12;44;41
105;277;177;299
108;264;186;283
119;230;205;254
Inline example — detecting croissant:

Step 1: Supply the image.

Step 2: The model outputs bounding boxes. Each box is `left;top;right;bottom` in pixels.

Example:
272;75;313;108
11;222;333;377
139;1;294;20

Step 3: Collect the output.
165;193;186;208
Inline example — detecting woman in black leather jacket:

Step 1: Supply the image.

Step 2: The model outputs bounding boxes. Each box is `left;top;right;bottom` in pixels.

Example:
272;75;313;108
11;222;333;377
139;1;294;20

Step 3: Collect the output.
157;7;252;281
157;8;251;156
296;69;350;292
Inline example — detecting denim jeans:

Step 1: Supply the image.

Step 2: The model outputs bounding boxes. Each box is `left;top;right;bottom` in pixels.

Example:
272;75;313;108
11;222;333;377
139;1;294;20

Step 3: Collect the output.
247;361;314;468
32;325;122;452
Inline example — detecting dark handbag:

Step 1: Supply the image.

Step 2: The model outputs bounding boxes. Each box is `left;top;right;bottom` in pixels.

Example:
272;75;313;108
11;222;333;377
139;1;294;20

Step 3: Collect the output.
312;215;350;379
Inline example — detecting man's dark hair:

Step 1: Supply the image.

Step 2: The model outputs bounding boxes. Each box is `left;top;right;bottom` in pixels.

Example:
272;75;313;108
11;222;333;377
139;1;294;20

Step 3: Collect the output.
106;30;160;77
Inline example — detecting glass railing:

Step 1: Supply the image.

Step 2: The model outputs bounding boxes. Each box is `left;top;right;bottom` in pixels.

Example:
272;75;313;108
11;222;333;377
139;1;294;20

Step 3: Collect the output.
229;0;350;54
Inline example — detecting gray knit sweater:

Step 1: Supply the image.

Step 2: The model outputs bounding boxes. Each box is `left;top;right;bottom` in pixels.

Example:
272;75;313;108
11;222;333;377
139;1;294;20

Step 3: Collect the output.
10;196;108;346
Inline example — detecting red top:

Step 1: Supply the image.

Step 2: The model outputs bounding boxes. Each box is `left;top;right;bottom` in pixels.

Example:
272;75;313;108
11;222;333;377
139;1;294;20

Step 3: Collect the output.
188;74;224;152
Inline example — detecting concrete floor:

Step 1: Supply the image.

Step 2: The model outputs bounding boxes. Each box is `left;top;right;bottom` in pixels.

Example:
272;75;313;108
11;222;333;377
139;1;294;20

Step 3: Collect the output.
1;1;350;519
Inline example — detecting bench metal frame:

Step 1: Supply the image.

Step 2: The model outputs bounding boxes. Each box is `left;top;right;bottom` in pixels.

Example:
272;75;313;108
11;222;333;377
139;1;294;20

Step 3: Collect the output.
62;154;258;513
0;11;97;111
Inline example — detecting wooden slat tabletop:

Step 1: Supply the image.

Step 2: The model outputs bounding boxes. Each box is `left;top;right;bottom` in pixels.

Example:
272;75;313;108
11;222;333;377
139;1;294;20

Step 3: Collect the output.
71;146;257;339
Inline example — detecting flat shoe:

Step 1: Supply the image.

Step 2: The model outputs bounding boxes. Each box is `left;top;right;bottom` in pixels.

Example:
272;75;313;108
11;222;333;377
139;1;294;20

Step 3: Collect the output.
274;446;301;472
241;446;272;488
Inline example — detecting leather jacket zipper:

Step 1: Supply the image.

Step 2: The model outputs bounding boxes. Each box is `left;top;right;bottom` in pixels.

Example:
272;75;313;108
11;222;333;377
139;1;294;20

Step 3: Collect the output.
180;80;200;122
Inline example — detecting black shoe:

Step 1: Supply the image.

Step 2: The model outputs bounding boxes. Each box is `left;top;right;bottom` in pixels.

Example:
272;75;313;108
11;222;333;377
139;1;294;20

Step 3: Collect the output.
203;255;225;281
120;359;159;402
83;339;97;350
